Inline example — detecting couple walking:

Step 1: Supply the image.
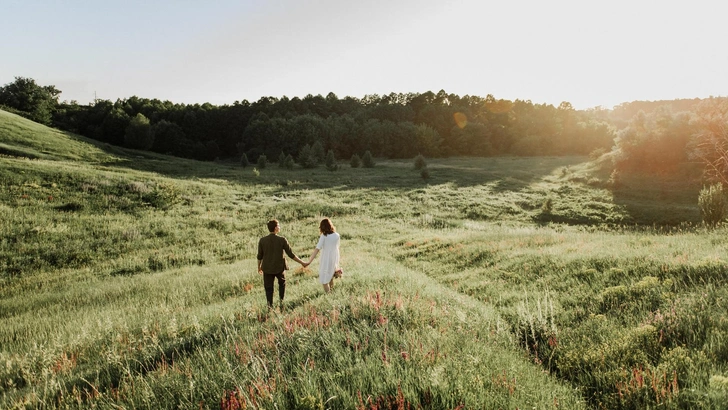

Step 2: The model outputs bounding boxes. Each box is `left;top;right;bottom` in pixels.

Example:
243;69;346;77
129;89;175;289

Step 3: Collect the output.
256;218;340;309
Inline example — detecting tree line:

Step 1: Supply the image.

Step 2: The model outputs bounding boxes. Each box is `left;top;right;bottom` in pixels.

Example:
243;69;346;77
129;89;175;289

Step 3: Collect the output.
2;76;727;185
1;77;616;162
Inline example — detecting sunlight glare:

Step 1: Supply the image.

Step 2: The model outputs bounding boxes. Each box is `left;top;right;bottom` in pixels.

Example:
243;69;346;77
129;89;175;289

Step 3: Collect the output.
454;112;468;129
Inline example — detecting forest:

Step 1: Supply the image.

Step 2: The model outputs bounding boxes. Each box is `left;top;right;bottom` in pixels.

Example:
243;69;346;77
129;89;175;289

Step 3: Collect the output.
1;76;727;183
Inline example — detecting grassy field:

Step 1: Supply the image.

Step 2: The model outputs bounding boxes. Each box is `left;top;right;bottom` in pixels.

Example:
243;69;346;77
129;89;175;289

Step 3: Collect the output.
1;108;727;409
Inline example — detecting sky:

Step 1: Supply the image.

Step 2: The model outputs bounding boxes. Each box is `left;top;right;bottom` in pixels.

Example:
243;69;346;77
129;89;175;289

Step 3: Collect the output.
2;0;727;110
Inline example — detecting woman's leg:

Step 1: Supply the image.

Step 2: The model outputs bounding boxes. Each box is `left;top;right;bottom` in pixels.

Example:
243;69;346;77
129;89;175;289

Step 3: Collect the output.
322;277;335;293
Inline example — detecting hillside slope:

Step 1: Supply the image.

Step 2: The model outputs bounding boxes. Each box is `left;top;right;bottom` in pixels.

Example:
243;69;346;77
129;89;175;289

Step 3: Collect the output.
0;109;121;162
2;111;724;409
0;105;590;408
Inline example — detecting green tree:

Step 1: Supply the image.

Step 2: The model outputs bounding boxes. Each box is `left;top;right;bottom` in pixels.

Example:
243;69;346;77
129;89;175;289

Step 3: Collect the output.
361;119;397;157
240;113;281;161
311;140;326;163
284;154;295;169
240;153;250;168
387;121;420;158
414;124;443;157
124;113;153;150
326;114;359;158
152;120;185;154
614;109;694;173
290;115;328;153
298;144;318;168
0;76;60;125
362;150;375;168
100;107;131;146
350;153;361;168
451;122;494;156
278;152;286;167
205;140;220;160
257;154;268;169
414;154;427;170
325;150;338;171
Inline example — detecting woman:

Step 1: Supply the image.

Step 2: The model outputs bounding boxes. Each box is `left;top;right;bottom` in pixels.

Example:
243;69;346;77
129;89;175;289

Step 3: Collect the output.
307;218;340;293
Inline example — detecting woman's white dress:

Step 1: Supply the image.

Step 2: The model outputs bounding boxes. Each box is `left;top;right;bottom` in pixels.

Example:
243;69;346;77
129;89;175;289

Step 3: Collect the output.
316;232;340;284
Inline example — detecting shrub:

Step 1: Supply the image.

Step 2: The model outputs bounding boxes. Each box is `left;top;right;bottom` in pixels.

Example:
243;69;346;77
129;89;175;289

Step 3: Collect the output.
257;154;268;169
362;150;375;168
142;183;180;210
621;324;661;364
240;153;249;168
541;198;553;215
127;181;150;194
699;183;727;226
630;276;663;311
414;154;427;170
420;167;430;180
600;285;629;311
296;394;324;410
325;150;338;171
350;154;361;168
298;144;318;168
284;154;295;169
278;152;286;167
54;202;84;212
658;347;695;386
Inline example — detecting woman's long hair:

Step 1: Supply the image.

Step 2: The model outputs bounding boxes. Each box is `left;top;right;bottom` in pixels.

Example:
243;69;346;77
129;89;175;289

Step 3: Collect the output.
319;218;336;235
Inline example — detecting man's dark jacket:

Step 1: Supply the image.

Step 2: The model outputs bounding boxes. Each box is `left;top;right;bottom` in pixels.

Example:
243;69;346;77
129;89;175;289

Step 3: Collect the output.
257;233;298;274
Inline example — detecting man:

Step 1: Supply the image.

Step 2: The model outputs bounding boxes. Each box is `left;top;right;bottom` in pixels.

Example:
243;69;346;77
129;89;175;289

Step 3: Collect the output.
257;219;308;309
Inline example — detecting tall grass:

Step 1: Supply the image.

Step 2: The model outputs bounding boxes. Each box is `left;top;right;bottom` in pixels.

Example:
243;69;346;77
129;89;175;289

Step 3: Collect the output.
1;110;726;408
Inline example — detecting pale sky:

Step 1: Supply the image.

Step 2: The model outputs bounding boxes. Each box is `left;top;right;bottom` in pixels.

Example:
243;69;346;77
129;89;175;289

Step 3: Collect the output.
2;0;726;109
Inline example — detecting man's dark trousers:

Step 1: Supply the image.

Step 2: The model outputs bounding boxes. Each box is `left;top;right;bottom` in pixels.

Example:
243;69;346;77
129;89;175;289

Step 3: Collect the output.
263;271;286;308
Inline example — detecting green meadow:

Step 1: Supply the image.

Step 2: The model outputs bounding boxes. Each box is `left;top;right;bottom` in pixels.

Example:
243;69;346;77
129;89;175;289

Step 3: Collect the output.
1;108;727;409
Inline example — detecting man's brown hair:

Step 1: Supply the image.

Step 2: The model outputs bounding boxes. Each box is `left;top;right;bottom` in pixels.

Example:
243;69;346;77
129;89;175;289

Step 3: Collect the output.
267;219;279;233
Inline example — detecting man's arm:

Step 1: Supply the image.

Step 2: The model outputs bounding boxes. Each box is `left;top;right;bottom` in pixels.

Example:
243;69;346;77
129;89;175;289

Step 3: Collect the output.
257;239;264;274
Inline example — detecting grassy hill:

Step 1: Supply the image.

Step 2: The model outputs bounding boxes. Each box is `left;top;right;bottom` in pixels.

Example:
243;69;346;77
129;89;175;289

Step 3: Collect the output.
0;109;120;162
1;109;726;409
